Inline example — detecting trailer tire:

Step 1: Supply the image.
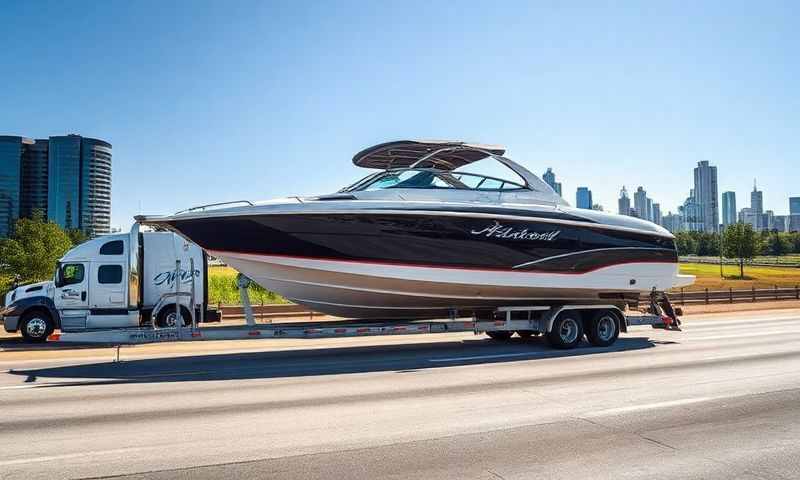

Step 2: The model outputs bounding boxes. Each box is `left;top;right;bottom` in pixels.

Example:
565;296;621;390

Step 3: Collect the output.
586;310;619;347
485;331;513;341
156;305;193;328
546;313;583;349
20;310;55;343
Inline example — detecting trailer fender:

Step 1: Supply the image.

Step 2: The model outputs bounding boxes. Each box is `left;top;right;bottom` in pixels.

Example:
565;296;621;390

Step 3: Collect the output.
2;295;61;331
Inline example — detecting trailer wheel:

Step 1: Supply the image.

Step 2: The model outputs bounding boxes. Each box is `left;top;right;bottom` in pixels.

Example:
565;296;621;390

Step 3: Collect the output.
20;310;55;343
546;313;583;349
156;306;192;328
485;331;513;341
586;310;619;347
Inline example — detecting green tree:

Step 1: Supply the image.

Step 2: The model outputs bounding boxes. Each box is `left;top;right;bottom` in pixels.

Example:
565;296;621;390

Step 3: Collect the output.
765;232;789;260
722;223;759;278
0;214;73;289
674;232;697;256
66;228;89;245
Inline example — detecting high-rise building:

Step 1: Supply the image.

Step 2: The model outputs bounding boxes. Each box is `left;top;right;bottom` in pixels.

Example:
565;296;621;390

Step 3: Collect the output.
646;198;653;222
633;186;648;219
721;191;736;229
680;190;704;232
790;197;800;215
788;215;800;232
0;136;32;237
746;180;765;231
0;133;111;238
739;207;757;230
772;215;788;232
47;135;112;236
652;203;662;226
618;186;631;216
21;139;49;218
542;168;562;196
576;187;592;209
662;212;683;233
750;180;763;215
693;160;719;232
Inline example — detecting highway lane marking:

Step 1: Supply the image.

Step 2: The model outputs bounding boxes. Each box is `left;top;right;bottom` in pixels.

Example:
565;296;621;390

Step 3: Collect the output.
685;314;800;328
688;330;799;342
0;446;154;466
584;396;721;417
429;352;550;362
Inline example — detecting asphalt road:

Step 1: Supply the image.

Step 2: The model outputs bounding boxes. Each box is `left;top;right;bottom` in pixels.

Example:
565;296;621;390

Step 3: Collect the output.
2;309;800;479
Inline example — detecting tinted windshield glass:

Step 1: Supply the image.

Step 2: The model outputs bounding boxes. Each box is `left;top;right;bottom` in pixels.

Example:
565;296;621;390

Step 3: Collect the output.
362;170;458;190
452;158;526;187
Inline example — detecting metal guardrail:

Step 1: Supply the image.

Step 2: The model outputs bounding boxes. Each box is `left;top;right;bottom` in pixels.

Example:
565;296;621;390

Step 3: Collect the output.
216;285;800;319
670;285;800;305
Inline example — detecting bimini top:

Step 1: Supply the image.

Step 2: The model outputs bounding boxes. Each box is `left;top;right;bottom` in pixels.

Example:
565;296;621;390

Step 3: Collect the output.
353;140;506;170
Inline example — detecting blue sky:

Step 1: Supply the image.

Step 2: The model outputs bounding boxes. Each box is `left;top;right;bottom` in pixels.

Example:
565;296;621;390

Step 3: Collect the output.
1;1;798;228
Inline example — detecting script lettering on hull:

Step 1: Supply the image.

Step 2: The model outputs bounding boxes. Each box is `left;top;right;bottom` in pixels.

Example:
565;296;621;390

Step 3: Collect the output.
470;221;561;241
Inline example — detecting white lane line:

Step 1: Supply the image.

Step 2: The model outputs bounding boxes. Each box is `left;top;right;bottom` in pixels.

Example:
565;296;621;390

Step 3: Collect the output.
0;446;153;466
584;396;720;417
429;352;549;363
686;315;800;328
0;384;49;391
688;330;799;342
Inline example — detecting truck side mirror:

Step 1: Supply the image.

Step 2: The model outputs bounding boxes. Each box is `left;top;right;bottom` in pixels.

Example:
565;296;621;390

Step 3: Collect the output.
54;267;63;288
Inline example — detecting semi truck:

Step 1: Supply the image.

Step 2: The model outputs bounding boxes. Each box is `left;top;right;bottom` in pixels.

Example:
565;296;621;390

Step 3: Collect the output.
2;224;218;342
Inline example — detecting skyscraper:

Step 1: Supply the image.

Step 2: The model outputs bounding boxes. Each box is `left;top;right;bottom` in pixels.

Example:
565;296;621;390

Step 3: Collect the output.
721;191;736;229
693;160;719;232
633;186;648;219
576;187;592;209
680;189;704;231
47;135;112;236
618;186;631;216
0;136;31;237
652;203;662;226
21;139;49;218
750;180;764;230
542;168;562;196
751;180;763;214
790;197;800;215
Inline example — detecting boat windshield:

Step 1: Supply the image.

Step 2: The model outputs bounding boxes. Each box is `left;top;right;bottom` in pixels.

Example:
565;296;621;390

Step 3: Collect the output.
344;168;527;192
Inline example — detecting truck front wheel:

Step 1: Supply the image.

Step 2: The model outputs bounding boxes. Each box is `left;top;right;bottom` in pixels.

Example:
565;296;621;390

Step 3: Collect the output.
156;306;192;328
20;310;55;343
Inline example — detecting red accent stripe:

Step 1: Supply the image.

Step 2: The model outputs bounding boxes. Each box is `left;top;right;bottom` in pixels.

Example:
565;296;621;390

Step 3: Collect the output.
209;249;676;276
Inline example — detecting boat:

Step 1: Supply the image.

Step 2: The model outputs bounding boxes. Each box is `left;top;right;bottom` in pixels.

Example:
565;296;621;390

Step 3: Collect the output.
137;140;694;318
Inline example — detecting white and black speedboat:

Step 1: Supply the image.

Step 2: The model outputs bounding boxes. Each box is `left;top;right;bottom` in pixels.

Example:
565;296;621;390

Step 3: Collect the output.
138;140;694;318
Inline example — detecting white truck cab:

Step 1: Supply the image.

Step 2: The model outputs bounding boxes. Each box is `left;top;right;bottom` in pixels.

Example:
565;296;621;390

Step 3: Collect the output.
2;224;216;342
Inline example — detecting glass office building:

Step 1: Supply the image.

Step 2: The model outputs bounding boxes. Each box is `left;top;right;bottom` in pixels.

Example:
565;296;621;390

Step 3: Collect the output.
47;134;112;236
48;135;83;230
79;137;112;236
575;187;592;209
21;139;49;218
0;136;31;237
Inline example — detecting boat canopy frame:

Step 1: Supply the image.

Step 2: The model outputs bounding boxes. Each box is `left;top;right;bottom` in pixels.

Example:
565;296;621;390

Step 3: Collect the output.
350;140;563;203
